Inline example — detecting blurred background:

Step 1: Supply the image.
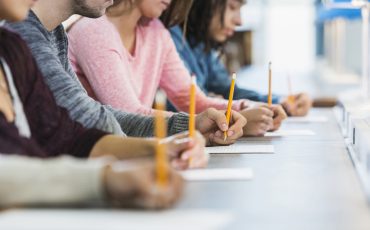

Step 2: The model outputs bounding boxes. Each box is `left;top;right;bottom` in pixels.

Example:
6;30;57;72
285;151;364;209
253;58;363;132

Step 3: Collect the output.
225;0;366;97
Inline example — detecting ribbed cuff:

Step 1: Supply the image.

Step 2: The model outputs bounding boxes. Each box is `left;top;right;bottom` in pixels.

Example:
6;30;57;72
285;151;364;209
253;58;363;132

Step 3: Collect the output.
168;112;189;135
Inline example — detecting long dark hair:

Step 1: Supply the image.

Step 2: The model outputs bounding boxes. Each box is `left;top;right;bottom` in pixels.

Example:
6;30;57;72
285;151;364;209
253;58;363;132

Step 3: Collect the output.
160;0;193;28
181;0;244;53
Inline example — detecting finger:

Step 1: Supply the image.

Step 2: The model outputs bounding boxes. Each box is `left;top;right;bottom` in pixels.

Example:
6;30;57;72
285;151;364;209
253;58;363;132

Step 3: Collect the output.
171;137;195;155
296;106;309;116
228;110;247;132
209;129;239;145
211;133;238;145
295;96;308;107
282;103;292;116
260;107;274;117
173;131;190;140
206;108;229;131
171;159;189;170
274;106;288;120
261;115;274;125
273;121;282;130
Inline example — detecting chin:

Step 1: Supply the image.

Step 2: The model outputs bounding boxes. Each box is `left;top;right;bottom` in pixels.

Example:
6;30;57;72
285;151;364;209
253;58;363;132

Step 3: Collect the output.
215;36;227;43
8;12;28;22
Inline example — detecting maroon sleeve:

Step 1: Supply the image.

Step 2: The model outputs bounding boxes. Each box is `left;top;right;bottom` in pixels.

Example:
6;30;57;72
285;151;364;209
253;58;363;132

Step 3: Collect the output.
0;113;48;158
0;28;108;158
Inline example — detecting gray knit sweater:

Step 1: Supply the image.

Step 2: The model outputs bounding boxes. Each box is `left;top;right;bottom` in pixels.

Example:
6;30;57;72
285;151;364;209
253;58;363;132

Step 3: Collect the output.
7;11;189;137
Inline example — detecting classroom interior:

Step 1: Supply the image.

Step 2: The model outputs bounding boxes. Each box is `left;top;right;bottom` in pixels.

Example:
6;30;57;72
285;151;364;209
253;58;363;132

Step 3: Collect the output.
1;0;370;229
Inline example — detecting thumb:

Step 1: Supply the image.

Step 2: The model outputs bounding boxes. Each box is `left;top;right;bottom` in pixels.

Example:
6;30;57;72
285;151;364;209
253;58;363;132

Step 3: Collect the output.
171;137;195;157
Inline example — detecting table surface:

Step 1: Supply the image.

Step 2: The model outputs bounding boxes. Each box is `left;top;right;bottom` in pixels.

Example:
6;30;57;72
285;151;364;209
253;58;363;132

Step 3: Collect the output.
2;68;370;230
174;67;370;229
176;108;370;230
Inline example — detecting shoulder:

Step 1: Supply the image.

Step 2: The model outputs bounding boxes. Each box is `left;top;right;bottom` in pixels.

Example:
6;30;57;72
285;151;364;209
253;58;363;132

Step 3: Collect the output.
0;27;24;42
68;16;116;44
169;25;182;40
0;27;34;57
6;12;49;42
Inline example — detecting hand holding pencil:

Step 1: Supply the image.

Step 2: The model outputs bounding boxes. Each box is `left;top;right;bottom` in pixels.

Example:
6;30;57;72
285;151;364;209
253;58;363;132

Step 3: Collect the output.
224;73;237;141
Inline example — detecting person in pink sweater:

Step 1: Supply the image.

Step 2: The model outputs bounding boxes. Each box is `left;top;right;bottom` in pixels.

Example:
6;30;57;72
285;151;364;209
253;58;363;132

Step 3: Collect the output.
68;0;286;136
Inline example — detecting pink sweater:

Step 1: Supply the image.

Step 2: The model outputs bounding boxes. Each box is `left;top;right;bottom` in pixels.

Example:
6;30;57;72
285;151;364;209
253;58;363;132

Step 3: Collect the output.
68;16;244;116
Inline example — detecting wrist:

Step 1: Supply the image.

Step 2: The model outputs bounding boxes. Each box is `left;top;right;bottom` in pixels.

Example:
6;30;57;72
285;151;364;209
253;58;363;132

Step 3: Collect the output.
103;163;137;204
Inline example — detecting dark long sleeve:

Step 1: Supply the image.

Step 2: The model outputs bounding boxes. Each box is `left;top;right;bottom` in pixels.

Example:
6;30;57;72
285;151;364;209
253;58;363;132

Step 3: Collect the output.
0;113;47;157
205;52;280;104
0;28;107;158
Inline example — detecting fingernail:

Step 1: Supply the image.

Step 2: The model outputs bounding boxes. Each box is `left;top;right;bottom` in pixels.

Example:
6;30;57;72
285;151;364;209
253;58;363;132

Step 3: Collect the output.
215;131;222;137
227;130;234;136
221;123;228;131
181;153;189;160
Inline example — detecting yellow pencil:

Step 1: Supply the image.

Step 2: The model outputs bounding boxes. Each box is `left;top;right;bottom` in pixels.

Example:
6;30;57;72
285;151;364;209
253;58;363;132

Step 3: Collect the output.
268;62;272;106
287;74;295;105
188;75;196;166
154;90;168;187
224;73;237;141
189;75;196;138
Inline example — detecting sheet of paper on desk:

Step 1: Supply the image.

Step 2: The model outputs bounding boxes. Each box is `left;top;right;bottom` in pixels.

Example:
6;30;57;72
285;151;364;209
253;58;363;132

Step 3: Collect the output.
205;145;274;154
0;209;234;230
264;129;316;137
181;168;254;181
285;116;328;123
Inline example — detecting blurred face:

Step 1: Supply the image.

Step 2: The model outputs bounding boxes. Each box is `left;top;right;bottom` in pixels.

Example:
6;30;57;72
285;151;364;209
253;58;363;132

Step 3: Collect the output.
137;0;171;18
0;0;36;21
209;0;243;43
73;0;114;18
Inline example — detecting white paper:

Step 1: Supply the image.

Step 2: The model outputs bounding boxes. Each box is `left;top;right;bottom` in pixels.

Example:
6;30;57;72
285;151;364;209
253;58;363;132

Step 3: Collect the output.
0;209;234;230
205;145;274;154
181;168;254;181
264;129;316;137
285;116;328;123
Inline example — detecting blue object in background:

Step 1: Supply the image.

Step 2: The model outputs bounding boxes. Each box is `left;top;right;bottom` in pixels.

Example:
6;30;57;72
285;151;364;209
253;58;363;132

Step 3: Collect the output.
316;0;365;22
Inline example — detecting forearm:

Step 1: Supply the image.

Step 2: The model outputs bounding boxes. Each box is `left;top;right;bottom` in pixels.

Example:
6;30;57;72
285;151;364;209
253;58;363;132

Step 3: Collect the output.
233;86;281;104
89;135;157;159
0;155;106;207
111;108;189;137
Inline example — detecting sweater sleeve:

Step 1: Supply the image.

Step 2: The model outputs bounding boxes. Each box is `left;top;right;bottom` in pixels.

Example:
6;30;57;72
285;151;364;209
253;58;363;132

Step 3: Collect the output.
158;24;244;113
0;155;107;207
0;113;48;158
206;52;281;104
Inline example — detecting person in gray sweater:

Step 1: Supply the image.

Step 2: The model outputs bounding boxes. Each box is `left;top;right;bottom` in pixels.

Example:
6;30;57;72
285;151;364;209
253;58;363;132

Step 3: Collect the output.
7;0;247;147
